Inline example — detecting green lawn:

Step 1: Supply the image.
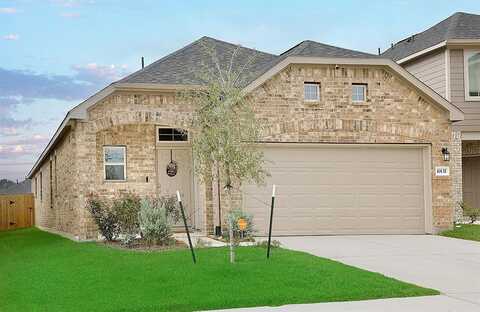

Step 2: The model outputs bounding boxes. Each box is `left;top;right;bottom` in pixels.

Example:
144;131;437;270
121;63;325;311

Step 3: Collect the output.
441;224;480;242
0;228;438;312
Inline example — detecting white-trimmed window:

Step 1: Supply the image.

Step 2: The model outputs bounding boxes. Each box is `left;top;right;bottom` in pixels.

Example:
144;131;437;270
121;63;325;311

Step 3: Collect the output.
304;82;320;101
465;50;480;101
104;146;126;181
157;127;188;142
352;84;367;102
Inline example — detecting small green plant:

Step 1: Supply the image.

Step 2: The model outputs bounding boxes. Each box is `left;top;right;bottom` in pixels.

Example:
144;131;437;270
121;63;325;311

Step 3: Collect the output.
224;209;255;245
138;198;172;246
86;195;118;241
255;240;281;249
460;202;480;224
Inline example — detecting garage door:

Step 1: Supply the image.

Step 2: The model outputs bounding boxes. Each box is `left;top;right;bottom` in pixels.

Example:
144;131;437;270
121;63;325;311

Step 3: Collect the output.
243;144;427;235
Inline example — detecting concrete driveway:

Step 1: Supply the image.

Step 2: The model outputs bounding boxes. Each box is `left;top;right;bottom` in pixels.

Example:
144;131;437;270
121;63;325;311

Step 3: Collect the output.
212;235;480;311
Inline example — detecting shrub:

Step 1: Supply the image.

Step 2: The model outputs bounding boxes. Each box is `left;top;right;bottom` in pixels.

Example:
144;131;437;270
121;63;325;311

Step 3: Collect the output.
113;193;141;245
139;195;180;225
460;202;480;224
255;240;281;249
138;198;172;246
156;195;181;225
86;196;118;241
87;193;180;247
225;209;255;244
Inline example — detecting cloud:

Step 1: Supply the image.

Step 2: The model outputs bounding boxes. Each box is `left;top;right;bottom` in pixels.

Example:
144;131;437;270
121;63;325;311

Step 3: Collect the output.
0;64;131;135
0;134;49;159
3;34;19;41
0;65;130;103
0;68;94;101
51;0;94;8
0;7;17;14
0;116;34;136
72;63;129;85
60;12;80;18
0;97;22;115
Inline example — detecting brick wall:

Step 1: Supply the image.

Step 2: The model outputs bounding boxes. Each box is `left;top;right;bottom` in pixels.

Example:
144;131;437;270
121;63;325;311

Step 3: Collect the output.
451;131;463;221
32;124;83;239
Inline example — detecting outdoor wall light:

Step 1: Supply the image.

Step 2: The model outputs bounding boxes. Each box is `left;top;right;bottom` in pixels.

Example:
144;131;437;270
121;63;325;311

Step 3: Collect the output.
442;147;450;162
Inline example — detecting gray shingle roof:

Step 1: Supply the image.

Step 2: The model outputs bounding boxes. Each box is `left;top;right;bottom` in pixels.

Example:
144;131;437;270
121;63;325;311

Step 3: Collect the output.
119;36;278;87
119;37;376;87
281;40;378;58
382;12;480;61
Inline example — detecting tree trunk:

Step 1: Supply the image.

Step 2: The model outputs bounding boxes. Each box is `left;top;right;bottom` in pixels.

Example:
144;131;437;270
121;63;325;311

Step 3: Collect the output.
226;188;235;263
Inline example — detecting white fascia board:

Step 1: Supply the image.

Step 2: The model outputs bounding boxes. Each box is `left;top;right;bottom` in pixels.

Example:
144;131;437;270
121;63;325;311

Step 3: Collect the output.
462;131;480;141
396;41;447;64
26;113;72;179
446;39;480;47
396;39;480;65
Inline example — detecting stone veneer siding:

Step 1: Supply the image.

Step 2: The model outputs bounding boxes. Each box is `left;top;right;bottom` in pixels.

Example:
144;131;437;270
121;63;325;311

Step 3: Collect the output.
451;131;463;221
32;63;457;239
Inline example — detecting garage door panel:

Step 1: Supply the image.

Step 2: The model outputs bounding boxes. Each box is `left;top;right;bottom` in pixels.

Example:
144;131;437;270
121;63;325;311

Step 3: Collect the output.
243;145;426;235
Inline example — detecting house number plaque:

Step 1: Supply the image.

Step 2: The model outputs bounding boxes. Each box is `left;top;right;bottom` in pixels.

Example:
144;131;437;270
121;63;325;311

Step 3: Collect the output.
166;149;178;177
435;166;449;177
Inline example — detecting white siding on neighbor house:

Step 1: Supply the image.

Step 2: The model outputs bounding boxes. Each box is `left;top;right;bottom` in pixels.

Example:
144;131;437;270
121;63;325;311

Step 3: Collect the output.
404;49;446;98
450;49;480;132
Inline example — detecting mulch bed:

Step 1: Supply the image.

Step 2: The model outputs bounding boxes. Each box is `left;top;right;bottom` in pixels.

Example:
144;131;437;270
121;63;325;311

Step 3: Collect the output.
207;235;255;243
100;239;188;252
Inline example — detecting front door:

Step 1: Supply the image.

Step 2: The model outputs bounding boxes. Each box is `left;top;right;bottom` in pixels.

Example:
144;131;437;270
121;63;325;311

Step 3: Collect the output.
157;147;194;227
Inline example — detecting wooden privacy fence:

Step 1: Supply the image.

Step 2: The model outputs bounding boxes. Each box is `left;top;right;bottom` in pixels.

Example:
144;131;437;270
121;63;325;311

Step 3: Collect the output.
0;194;34;231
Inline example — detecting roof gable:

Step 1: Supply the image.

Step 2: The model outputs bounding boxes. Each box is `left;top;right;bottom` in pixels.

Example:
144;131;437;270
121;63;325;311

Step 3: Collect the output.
382;12;480;61
120;36;278;87
26;36;464;179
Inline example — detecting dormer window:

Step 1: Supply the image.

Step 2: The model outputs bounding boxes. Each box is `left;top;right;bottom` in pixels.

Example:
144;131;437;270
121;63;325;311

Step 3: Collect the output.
304;82;320;101
464;50;480;101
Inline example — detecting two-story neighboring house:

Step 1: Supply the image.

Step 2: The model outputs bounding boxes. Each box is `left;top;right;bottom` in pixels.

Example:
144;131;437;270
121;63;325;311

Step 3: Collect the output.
382;12;480;219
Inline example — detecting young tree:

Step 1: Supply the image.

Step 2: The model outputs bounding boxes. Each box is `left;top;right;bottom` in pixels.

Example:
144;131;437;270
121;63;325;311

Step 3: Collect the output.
181;43;267;263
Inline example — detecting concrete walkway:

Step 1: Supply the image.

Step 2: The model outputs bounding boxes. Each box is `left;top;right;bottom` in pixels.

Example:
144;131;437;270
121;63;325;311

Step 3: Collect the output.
211;235;480;311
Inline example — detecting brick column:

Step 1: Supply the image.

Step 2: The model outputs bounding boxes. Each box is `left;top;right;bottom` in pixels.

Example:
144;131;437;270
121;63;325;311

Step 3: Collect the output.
451;130;463;222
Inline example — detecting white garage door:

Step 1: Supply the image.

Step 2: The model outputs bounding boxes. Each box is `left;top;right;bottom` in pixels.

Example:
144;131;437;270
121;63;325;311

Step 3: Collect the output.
243;144;427;235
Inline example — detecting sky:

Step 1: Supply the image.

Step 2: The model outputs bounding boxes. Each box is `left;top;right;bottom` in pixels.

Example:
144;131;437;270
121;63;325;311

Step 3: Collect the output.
1;0;480;181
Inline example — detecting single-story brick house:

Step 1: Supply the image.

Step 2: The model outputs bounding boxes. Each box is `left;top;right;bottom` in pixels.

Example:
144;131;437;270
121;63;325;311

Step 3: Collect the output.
28;35;464;240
